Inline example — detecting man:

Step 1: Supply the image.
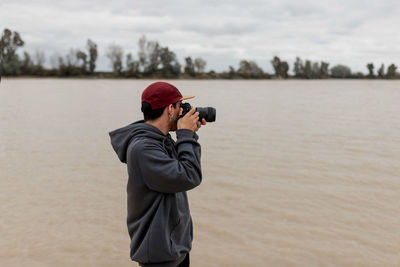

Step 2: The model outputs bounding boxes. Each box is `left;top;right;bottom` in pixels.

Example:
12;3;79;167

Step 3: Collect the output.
109;81;206;266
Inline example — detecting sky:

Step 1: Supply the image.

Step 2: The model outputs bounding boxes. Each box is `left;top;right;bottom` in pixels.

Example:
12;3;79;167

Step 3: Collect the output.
1;0;400;73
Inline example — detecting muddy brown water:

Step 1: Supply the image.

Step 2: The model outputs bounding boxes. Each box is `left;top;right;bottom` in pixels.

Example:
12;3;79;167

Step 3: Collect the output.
1;79;399;266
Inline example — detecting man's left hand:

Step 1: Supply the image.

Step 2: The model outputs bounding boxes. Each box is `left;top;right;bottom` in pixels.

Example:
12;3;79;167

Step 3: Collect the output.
195;118;207;132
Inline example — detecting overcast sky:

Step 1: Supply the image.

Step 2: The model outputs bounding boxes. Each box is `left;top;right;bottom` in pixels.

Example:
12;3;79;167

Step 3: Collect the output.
1;0;400;73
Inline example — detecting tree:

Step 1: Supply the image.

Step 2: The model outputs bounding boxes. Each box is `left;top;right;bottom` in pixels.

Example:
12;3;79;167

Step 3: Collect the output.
320;61;329;78
279;61;289;78
55;49;80;76
76;50;87;74
377;64;385;78
294;58;328;79
386;64;397;79
354;72;365;79
33;50;46;75
294;57;304;78
87;39;97;74
106;44;123;75
138;35;161;75
330;64;352;78
304;60;312;79
207;70;217;79
57;56;66;76
0;28;24;76
366;63;374;78
20;51;33;75
194;58;206;74
137;35;183;78
184;57;195;77
312;62;320;78
271;56;289;78
271;56;281;77
238;60;263;78
159;47;180;78
238;60;251;78
66;48;78;68
228;65;236;79
147;41;161;75
125;53;140;77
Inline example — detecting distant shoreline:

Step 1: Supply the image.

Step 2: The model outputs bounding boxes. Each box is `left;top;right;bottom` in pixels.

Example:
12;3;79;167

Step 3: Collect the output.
2;28;399;81
2;76;400;81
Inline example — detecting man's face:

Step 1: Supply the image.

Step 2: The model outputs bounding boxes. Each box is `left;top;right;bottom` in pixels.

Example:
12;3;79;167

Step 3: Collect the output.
169;101;182;131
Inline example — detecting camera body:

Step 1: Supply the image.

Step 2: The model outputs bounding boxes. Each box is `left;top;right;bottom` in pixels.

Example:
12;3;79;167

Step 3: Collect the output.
179;102;216;122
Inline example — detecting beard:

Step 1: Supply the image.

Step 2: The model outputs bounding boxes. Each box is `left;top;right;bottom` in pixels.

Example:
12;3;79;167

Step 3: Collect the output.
168;105;181;132
169;115;179;132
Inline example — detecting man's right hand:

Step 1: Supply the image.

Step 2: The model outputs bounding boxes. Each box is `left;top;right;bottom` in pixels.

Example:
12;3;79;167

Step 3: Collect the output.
177;107;201;132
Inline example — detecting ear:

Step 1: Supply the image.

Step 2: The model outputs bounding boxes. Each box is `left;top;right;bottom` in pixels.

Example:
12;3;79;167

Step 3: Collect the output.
167;104;174;115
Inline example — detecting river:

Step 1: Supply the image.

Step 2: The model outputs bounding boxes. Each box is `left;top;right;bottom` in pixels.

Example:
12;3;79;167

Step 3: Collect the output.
1;79;399;266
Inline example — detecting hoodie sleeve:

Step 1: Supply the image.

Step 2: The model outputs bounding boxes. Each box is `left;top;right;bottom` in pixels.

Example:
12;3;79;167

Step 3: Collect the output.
133;129;202;193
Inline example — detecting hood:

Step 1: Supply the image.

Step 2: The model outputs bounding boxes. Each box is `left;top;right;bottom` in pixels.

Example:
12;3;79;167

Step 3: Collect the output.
109;120;166;163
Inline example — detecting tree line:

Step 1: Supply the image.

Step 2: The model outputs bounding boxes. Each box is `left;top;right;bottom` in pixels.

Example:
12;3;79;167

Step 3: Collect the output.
1;28;399;80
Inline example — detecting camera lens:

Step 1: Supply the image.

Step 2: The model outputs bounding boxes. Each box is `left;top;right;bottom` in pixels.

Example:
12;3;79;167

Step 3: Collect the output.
197;107;216;122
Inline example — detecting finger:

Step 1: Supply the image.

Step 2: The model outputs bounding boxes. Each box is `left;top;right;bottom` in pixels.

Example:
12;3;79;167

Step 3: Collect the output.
201;118;207;125
187;107;196;116
196;121;201;129
179;107;183;115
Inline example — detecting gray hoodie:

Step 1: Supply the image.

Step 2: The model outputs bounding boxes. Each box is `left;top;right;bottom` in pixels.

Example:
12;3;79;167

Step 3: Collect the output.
109;120;202;264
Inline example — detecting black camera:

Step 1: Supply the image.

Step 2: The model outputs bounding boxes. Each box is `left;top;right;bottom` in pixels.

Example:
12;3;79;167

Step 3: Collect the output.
179;102;216;122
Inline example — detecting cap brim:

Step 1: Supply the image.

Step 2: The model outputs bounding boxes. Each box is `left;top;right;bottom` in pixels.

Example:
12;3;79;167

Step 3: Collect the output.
180;95;195;101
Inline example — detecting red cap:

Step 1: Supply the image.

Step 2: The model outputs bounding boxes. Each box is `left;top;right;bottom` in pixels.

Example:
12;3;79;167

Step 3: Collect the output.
141;82;194;109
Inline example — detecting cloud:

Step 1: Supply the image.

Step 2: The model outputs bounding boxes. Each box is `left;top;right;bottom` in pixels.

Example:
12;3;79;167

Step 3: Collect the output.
181;19;260;36
1;0;399;72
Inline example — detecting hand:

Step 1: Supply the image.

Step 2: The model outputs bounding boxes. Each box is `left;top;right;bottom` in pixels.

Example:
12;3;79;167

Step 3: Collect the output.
178;107;206;132
195;118;207;132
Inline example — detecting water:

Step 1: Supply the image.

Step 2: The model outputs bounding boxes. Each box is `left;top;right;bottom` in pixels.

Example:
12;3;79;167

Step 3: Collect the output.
1;79;399;266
